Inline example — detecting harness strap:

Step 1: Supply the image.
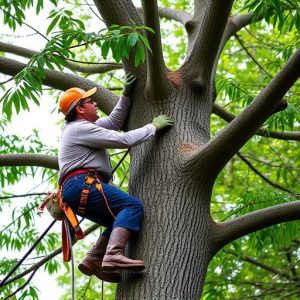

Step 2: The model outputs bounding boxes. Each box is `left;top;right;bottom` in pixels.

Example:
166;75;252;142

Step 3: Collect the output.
58;187;84;242
78;175;95;214
95;181;116;219
78;175;116;219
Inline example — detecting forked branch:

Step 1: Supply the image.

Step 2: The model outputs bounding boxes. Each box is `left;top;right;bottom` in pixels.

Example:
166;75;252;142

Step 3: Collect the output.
182;0;234;85
185;49;300;178
136;6;191;26
141;0;172;100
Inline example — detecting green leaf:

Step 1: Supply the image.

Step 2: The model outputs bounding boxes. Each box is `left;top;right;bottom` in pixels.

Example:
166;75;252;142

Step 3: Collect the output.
47;14;60;35
134;42;145;67
127;32;139;47
138;34;152;53
101;40;110;59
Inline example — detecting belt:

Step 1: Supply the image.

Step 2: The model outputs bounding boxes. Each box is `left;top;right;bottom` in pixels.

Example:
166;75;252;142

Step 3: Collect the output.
61;169;110;187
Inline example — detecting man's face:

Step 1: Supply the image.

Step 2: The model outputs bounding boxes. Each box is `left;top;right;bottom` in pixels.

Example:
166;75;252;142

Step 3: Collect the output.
76;98;99;122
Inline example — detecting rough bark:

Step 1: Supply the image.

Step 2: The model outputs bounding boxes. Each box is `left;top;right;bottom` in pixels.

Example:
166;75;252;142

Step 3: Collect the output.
116;83;215;299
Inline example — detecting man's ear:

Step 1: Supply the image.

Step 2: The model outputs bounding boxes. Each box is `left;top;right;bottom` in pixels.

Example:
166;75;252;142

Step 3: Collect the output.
75;105;84;115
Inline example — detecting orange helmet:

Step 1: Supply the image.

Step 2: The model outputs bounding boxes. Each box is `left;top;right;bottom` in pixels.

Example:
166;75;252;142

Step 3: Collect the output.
59;87;97;116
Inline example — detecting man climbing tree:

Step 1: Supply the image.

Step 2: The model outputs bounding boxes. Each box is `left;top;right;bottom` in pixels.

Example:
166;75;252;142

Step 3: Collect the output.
58;73;172;282
0;0;300;299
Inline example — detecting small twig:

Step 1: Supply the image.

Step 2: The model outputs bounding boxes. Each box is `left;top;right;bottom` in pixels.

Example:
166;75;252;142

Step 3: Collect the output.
0;192;48;200
5;269;37;300
0;8;49;41
79;277;93;300
3;224;99;286
84;0;103;21
235;33;273;78
237;152;296;195
0;204;38;235
0;76;14;85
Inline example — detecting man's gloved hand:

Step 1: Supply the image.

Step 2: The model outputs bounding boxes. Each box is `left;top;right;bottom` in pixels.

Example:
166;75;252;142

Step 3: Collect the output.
151;115;173;131
123;73;136;96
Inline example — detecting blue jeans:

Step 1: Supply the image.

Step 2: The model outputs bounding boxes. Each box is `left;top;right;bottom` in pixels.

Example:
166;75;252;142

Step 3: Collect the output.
62;174;144;237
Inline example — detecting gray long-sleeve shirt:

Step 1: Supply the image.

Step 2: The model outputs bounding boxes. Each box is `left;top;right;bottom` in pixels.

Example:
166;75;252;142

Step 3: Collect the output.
58;95;156;183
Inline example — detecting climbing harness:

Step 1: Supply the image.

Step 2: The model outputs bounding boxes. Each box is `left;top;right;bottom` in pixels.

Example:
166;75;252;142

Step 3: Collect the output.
1;148;130;298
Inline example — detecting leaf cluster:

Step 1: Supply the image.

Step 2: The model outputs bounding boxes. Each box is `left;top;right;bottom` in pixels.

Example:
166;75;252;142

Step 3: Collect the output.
0;0;58;30
1;16;153;120
243;0;300;33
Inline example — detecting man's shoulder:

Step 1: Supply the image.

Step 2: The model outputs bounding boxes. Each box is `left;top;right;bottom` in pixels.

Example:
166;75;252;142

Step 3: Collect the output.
65;119;94;129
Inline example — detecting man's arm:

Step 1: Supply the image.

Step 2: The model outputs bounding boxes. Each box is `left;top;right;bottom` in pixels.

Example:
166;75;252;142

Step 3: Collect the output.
78;115;173;149
95;73;136;130
95;95;131;130
78;122;156;149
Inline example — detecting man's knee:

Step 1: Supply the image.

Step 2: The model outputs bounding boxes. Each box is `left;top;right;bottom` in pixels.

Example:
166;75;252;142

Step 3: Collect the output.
131;197;144;217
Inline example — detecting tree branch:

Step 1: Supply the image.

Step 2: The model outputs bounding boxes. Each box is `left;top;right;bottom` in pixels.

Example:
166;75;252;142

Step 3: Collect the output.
141;0;172;100
0;154;58;170
235;33;273;78
212;103;300;141
0;193;48;200
185;49;300;178
212;13;263;87
136;6;191;25
3;224;99;287
5;269;37;299
218;13;258;55
227;249;292;280
0;41;122;74
0;56;118;114
237;152;296;195
182;0;234;86
213;200;300;251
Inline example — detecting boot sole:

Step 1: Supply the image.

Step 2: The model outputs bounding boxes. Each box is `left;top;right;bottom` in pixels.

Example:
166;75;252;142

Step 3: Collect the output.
78;263;121;283
102;262;145;272
78;263;93;276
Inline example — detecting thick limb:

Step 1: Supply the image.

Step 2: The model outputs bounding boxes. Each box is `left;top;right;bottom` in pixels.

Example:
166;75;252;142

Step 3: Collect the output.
0;56;118;114
212;200;300;252
184;50;300;178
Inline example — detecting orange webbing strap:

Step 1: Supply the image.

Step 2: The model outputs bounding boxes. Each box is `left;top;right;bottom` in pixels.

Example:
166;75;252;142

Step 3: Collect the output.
62;218;71;262
58;188;84;239
58;188;84;262
95;181;116;219
78;176;95;214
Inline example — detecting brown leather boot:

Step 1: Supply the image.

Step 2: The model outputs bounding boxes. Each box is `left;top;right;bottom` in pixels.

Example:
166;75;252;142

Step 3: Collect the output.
102;227;145;272
78;235;121;283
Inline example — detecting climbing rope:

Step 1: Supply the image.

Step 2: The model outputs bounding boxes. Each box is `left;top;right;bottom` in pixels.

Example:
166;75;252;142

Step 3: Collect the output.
0;219;57;288
0;149;131;298
65;219;75;300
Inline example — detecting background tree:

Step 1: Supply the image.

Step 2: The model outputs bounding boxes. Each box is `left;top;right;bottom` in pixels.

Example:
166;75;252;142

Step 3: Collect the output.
0;0;300;299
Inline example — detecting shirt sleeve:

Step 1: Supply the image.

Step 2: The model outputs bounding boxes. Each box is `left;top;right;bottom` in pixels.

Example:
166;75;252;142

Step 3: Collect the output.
77;121;156;149
95;95;130;130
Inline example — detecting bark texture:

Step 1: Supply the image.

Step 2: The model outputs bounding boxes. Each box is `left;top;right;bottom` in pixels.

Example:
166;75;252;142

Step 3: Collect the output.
116;81;216;299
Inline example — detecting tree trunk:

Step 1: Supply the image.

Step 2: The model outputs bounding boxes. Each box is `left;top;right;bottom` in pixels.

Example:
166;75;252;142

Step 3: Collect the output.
117;84;216;299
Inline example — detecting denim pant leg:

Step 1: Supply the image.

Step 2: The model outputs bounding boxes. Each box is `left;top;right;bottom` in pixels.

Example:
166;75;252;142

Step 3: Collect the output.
62;174;144;234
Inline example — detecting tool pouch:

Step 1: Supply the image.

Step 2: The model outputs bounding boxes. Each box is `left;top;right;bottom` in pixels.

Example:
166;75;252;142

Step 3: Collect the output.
39;192;64;220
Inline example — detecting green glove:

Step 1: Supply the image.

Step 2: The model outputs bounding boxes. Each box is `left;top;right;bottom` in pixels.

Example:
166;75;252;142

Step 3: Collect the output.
151;115;173;131
123;73;136;96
